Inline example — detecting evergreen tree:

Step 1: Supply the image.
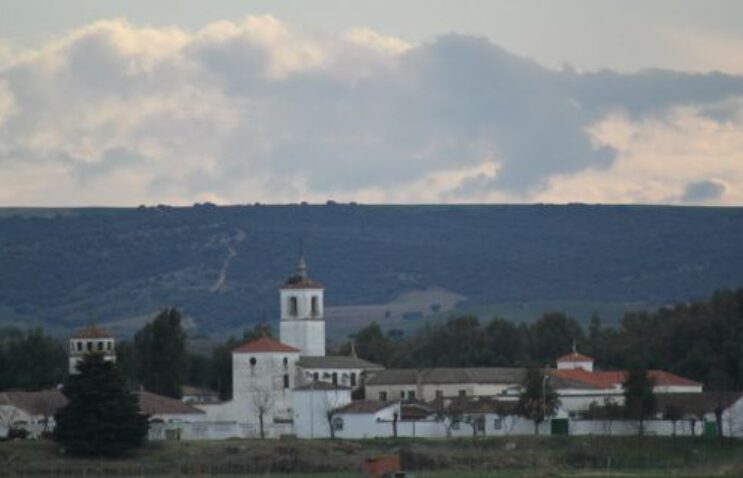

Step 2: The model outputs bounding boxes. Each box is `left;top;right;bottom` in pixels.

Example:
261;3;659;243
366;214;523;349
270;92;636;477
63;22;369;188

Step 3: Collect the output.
623;363;656;436
517;367;559;435
135;308;187;398
54;353;148;457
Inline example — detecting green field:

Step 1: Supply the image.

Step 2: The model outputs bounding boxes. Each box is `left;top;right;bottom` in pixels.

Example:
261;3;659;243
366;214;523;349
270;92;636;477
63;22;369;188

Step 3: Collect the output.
1;437;743;477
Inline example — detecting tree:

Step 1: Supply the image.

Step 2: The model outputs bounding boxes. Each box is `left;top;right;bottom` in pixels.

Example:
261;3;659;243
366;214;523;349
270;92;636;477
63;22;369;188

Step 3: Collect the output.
517;368;559;435
528;313;585;366
54;354;148;457
251;388;274;439
134;308;188;398
623;364;656;436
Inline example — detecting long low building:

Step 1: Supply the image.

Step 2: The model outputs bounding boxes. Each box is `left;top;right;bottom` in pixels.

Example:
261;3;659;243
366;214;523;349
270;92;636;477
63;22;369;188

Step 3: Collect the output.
364;367;526;402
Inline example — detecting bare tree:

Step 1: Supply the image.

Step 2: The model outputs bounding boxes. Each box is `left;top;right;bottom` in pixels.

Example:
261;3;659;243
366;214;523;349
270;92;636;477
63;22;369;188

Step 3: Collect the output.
251;388;275;439
323;390;345;440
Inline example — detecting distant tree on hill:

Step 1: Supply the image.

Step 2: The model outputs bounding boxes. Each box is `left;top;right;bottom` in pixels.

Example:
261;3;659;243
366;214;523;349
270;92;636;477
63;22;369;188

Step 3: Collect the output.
623;363;656;436
351;322;393;366
517;368;559;435
134;308;187;398
54;353;148;457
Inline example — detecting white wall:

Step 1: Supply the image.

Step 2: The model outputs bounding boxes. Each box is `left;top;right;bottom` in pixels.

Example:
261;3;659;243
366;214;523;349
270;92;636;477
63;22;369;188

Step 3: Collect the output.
293;388;352;439
722;397;743;438
232;350;298;422
280;320;325;357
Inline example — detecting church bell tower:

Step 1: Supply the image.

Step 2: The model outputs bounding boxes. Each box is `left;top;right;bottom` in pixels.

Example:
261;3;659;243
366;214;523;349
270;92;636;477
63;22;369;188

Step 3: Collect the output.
279;257;325;356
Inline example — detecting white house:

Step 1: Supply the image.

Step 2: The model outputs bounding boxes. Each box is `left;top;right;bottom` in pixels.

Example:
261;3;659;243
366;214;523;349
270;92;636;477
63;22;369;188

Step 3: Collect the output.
364;368;525;403
0;390;67;438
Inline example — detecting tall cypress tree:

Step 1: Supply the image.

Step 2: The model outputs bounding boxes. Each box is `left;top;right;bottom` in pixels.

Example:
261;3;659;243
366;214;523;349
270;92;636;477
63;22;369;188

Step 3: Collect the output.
135;308;187;398
54;353;148;457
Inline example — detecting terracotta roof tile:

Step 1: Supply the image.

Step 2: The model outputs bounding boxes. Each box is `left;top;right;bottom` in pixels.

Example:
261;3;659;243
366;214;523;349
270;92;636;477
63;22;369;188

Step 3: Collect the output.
550;369;702;389
0;390;68;416
232;337;300;354
334;400;396;414
281;277;324;289
557;352;594;363
136;391;204;415
72;324;112;339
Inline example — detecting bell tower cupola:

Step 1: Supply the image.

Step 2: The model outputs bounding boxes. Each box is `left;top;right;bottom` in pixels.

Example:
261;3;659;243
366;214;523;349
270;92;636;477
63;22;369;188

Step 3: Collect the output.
279;257;325;356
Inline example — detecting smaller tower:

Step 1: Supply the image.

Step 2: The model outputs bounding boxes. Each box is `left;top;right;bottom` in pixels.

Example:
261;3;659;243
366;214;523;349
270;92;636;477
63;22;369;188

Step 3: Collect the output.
279;257;325;356
68;325;116;374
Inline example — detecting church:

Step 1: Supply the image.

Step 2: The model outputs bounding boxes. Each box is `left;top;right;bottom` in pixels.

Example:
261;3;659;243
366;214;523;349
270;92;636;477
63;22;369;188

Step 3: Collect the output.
194;258;382;438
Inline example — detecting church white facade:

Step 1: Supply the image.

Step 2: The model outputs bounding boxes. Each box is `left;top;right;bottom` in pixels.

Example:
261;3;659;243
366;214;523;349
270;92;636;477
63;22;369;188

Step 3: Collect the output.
195;258;381;438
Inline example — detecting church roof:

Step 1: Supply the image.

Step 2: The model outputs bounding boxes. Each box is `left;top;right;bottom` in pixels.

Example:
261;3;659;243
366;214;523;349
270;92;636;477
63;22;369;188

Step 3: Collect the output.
72;324;112;339
365;367;526;386
281;276;324;289
297;355;384;370
232;336;300;354
281;256;324;289
557;352;594;362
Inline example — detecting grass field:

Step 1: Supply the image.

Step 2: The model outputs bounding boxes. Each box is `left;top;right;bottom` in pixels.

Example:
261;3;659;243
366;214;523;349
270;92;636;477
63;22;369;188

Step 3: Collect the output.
1;436;743;477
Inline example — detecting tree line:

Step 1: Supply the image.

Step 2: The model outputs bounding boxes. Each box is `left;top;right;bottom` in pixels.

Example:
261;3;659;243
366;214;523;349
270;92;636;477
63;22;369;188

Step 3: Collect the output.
345;288;743;391
1;288;742;399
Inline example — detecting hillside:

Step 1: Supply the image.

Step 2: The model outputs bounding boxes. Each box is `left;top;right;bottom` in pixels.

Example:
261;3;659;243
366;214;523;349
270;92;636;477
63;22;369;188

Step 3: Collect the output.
1;204;742;338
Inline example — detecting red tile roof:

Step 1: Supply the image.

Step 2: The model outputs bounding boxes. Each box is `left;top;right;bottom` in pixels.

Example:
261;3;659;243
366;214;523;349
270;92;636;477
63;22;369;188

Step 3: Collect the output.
557;352;594;363
72;324;112;339
232;336;300;354
281;277;324;289
551;368;702;390
136;390;204;415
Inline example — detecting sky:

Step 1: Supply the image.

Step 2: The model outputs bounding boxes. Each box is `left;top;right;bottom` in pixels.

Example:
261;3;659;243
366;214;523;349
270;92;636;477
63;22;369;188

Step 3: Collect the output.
1;1;742;206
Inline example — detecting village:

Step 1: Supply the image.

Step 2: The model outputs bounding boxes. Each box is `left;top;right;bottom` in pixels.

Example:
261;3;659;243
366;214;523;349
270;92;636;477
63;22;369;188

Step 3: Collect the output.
2;258;742;443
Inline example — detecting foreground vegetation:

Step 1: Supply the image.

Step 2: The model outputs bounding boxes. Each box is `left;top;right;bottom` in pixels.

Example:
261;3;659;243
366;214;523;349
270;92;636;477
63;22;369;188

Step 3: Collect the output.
1;436;743;476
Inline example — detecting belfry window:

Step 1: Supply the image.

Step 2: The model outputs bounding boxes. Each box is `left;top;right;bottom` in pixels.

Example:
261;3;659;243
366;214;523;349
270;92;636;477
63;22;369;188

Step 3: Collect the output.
311;296;319;317
289;297;298;317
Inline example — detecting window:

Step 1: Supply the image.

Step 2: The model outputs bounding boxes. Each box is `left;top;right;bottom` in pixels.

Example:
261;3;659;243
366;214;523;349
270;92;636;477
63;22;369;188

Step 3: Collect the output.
493;418;503;430
97;341;103;351
407;391;416;400
451;422;460;430
283;374;290;389
313;372;319;381
107;341;112;351
249;357;257;367
476;417;485;432
289;297;298;317
400;391;405;399
87;342;93;352
350;373;357;387
379;391;388;401
76;342;82;352
283;357;288;369
435;390;443;399
311;296;319;316
458;390;466;397
332;372;338;385
331;417;344;431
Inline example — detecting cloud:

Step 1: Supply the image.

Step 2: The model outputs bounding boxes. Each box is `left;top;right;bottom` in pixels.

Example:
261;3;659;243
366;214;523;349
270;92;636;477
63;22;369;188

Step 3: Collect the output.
0;16;743;206
682;179;727;203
